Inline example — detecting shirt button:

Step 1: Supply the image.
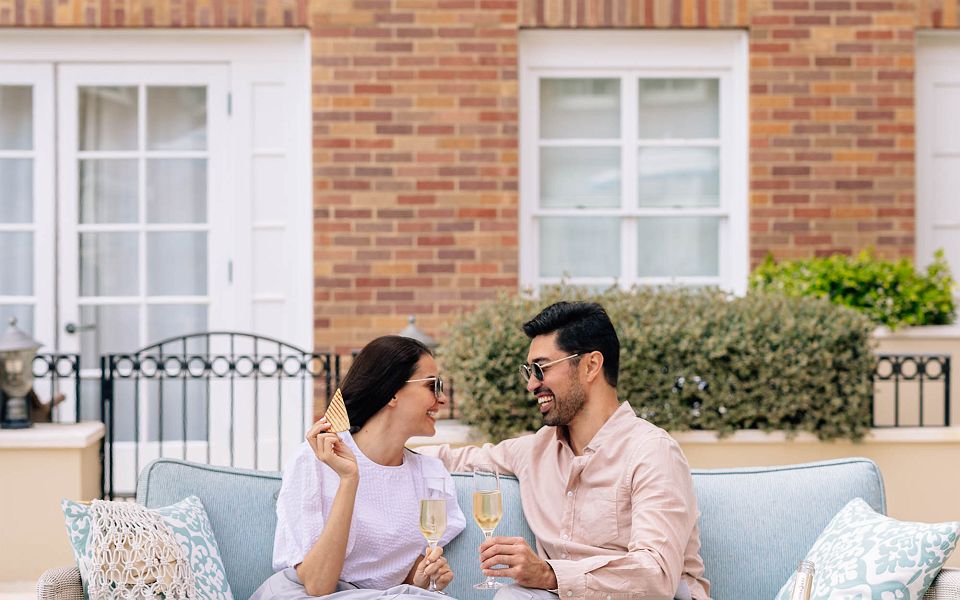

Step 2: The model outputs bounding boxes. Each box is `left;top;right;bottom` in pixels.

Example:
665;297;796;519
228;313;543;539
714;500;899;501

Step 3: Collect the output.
561;533;568;540
606;596;612;600
561;553;568;559
566;592;573;597
566;491;573;497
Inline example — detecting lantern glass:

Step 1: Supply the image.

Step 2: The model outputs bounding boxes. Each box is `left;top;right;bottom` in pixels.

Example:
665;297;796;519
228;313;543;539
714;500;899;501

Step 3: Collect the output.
0;348;34;397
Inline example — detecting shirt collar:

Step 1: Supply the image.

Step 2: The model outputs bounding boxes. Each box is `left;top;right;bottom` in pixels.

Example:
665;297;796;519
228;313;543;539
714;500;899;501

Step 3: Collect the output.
553;401;635;455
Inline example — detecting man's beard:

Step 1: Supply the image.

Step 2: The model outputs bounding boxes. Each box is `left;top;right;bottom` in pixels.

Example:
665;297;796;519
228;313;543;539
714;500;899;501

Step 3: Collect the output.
542;375;586;427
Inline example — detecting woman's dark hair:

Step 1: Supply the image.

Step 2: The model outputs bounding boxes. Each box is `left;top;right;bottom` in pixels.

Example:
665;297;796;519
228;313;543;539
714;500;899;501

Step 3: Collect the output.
522;301;620;387
339;335;432;432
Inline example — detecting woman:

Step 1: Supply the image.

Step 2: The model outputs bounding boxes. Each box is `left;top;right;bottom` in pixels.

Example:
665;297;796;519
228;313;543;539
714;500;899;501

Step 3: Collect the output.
252;335;466;600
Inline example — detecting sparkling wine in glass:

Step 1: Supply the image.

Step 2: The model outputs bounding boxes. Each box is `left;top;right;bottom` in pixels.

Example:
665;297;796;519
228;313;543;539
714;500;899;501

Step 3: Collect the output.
473;464;505;590
420;477;448;595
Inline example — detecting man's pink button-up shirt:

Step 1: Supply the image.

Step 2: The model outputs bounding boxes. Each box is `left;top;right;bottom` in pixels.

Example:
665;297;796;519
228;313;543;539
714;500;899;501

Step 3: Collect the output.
420;402;711;600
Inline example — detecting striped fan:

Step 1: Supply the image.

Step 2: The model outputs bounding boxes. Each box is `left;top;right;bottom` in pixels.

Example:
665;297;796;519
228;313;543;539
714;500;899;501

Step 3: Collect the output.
323;388;351;433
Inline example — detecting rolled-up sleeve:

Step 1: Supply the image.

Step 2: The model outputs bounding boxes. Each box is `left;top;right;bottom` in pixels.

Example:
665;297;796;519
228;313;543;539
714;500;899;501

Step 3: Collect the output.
547;436;699;600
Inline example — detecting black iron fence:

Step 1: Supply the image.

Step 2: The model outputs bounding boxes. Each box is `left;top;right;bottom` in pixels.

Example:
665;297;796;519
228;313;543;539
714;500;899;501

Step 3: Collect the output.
873;353;951;428
28;337;954;499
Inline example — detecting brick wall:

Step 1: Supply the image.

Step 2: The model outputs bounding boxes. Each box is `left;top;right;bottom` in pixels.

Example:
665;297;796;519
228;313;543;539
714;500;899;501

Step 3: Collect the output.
3;0;960;348
310;0;519;352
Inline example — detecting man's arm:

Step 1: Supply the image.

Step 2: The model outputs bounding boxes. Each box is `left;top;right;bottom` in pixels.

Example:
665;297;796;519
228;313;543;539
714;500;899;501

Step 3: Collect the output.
547;436;699;600
416;436;529;476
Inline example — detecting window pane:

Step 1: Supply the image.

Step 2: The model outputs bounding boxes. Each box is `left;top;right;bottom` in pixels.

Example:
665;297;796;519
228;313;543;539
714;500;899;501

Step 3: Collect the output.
80;232;139;296
0;86;32;150
0;233;32;295
147;232;207;296
0;305;33;337
79;159;138;223
638;79;719;139
147;159;207;223
638;147;719;208
0;159;32;223
148;304;207;343
147;87;207;151
79;304;139;369
79;87;138;151
540;147;620;209
540;79;620;139
539;217;619;278
637;217;719;277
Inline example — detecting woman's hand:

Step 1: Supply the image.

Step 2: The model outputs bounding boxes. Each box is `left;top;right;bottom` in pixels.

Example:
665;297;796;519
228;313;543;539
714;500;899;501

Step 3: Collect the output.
306;418;358;481
412;545;453;591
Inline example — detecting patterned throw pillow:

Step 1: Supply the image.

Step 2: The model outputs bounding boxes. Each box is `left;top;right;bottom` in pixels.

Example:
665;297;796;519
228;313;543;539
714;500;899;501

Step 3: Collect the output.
774;498;960;600
62;496;234;600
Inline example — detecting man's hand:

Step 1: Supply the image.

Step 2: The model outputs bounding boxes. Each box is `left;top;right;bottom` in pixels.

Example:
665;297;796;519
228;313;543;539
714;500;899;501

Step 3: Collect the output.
412;545;453;591
479;536;558;590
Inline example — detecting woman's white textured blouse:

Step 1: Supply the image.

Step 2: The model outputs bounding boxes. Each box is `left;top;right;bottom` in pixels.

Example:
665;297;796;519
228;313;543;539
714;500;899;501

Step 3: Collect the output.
271;433;466;590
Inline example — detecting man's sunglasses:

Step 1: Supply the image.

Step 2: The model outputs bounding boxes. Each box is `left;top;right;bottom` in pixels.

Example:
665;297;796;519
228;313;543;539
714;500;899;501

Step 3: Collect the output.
518;354;579;385
406;376;444;400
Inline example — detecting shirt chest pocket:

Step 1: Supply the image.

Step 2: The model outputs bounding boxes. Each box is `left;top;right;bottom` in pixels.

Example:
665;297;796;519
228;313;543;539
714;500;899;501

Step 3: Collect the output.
576;488;620;547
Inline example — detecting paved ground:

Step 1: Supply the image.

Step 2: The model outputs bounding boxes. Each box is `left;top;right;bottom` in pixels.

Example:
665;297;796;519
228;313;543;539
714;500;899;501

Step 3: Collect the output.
0;581;33;600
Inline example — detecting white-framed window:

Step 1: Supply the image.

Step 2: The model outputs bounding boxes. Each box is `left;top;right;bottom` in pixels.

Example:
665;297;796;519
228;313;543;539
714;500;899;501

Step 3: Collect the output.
519;30;749;293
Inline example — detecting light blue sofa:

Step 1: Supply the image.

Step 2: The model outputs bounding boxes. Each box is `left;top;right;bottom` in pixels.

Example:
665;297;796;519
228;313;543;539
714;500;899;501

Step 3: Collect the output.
39;457;960;600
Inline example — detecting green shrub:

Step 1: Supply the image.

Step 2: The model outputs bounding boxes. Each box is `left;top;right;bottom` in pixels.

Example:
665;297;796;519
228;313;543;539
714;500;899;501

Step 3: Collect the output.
749;249;956;329
441;287;875;441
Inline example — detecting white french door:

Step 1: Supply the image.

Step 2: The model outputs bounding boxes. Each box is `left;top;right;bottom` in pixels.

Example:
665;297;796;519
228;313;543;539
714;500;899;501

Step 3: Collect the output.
0;64;55;355
0;31;313;493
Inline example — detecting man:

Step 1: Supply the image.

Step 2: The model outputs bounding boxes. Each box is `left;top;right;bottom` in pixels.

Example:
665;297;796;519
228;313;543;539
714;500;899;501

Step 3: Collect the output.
420;301;710;600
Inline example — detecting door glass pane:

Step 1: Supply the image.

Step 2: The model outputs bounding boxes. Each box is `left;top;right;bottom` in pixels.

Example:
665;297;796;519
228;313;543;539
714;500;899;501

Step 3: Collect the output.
79;159;138;223
0;232;33;295
638;147;719;208
79;87;138;151
79;304;139;369
539;217;620;278
148;304;207;343
637;217;719;277
146;159;207;223
0;86;32;150
80;232;139;296
540;79;620;139
0;159;32;223
540;147;620;209
638;79;719;139
0;305;34;336
147;232;207;296
147;87;207;151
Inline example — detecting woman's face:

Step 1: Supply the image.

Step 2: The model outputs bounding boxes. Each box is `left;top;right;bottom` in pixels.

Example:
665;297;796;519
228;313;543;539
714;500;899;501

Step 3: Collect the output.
394;353;446;438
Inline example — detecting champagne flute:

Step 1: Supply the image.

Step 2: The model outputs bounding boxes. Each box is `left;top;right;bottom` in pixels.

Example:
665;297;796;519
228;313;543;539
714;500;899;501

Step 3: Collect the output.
472;464;505;590
419;477;448;595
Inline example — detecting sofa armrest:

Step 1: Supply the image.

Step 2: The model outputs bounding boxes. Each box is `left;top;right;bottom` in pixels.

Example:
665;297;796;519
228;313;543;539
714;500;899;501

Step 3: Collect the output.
36;565;83;600
925;568;960;600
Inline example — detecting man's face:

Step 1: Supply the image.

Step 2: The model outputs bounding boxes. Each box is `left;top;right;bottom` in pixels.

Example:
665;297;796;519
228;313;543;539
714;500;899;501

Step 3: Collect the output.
524;333;585;427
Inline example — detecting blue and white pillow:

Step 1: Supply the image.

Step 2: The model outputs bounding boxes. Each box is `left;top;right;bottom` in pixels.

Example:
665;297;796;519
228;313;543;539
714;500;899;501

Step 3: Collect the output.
62;496;233;600
775;497;959;600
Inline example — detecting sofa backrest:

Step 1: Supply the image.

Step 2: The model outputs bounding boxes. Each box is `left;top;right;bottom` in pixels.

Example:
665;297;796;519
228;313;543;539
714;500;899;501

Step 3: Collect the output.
138;457;885;600
691;458;885;600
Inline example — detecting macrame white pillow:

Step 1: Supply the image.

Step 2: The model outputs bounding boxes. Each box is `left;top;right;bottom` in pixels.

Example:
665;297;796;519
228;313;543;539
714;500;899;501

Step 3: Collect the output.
63;496;233;600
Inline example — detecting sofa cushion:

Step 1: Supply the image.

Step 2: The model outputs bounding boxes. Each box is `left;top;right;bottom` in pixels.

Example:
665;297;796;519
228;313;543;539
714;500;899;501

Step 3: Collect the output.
772;497;959;599
62;495;233;600
691;458;885;600
137;460;281;600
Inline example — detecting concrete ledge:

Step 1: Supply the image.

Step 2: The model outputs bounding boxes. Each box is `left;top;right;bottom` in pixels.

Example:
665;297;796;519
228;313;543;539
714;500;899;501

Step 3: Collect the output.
0;422;105;449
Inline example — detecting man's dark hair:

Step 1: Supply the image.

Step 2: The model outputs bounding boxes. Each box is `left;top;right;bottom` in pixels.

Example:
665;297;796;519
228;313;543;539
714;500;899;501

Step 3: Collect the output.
523;301;620;387
340;335;431;432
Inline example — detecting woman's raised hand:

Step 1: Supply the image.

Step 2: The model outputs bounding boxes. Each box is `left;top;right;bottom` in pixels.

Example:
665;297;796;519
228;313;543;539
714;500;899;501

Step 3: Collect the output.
413;545;453;591
306;418;359;481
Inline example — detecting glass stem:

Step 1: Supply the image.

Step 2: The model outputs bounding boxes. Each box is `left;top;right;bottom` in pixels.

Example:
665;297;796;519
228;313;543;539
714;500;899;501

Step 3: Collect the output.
484;531;496;585
428;541;439;592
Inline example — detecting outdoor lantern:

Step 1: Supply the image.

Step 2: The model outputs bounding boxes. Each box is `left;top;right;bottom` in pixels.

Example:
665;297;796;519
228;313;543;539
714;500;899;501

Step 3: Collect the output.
0;317;42;429
399;315;438;350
